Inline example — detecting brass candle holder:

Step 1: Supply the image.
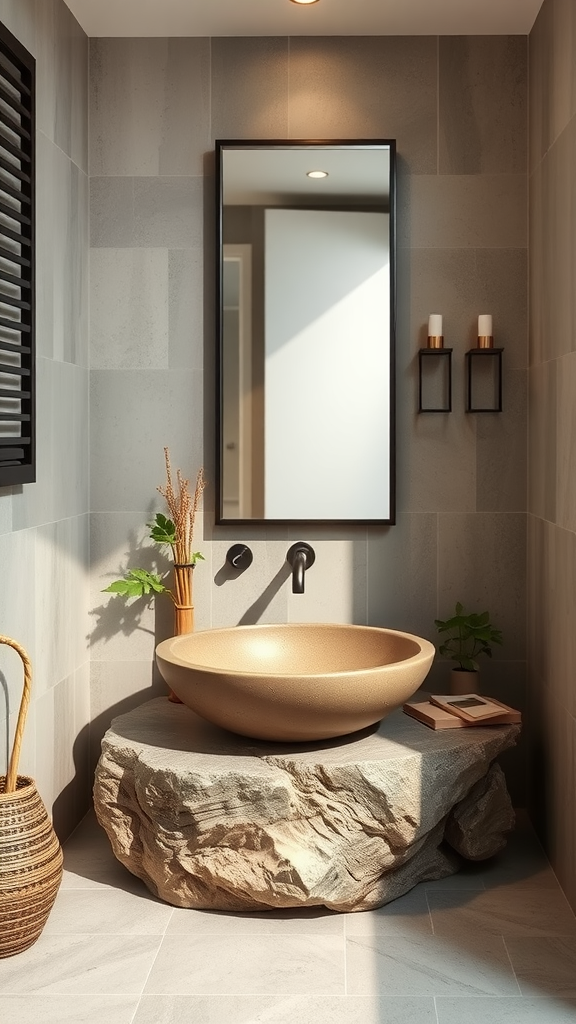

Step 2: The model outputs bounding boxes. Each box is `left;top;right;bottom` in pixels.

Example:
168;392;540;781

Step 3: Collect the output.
427;335;444;349
477;335;494;349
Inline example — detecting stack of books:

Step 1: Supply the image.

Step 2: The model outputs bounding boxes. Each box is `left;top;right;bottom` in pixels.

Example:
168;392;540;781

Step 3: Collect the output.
403;693;521;730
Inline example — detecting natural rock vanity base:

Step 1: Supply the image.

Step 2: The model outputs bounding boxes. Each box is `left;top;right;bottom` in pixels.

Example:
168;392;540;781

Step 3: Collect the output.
93;698;519;913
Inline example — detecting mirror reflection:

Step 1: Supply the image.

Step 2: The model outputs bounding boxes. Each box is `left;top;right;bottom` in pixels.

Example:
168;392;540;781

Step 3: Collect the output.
217;141;395;524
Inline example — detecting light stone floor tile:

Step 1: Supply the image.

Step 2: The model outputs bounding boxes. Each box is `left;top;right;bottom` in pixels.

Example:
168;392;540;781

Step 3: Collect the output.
505;937;576;998
344;889;433;937
143;933;345;995
44;887;174;935
0;933;162;994
0;994;140;1024
133;993;437;1024
167;906;344;935
427;887;576;938
436;995;576;1023
346;933;520;996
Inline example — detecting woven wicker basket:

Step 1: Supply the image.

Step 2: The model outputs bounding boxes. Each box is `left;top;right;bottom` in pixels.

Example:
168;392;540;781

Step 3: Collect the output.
0;636;63;958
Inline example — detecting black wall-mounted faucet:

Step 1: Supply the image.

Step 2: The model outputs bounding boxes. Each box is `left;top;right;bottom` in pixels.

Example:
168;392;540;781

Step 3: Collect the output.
286;542;316;594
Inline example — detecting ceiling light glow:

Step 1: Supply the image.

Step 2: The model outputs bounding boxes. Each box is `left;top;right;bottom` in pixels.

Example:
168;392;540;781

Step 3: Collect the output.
307;170;328;179
290;0;320;5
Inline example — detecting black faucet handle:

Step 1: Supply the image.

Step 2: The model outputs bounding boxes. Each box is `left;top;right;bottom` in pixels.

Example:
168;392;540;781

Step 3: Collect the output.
226;544;253;572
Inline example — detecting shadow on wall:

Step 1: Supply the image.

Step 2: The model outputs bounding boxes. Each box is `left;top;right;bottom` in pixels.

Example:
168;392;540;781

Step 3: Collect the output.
88;502;172;650
52;670;166;843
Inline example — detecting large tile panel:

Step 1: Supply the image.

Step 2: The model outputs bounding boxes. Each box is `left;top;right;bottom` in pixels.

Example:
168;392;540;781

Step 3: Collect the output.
211;38;289;139
90;38;210;177
440;36;527;174
288;37;437;173
528;361;557;522
406;175;527;249
90;249;169;370
90;369;203;513
36;0;88;172
366;514;437;640
529;0;576;172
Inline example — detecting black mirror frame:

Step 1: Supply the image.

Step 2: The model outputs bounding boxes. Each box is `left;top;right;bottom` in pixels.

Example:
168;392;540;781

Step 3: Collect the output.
215;138;396;527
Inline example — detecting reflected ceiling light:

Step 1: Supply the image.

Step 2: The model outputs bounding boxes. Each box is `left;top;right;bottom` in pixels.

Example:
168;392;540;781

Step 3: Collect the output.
307;170;328;178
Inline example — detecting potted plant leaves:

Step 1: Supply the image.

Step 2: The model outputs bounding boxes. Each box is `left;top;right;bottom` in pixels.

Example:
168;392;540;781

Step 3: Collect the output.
103;448;205;701
434;602;503;695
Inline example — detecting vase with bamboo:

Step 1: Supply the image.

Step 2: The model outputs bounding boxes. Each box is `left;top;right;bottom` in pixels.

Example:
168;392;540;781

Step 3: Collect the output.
103;448;206;698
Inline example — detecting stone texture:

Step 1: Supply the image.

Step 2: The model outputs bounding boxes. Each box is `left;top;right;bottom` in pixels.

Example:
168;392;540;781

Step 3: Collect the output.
444;762;516;860
93;699;519;913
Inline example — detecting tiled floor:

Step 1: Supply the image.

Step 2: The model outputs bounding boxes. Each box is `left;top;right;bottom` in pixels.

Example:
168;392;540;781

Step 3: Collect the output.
1;811;576;1023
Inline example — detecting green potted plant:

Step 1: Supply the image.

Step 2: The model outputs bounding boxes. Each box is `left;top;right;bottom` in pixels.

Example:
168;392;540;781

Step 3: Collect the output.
434;602;503;695
103;449;206;700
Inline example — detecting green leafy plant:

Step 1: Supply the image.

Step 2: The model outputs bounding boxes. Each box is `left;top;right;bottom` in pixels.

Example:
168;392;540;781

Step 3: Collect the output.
434;602;503;671
103;449;205;610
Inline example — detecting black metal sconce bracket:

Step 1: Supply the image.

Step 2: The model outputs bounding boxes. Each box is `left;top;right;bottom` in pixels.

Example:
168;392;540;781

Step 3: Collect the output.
418;348;453;413
465;348;503;412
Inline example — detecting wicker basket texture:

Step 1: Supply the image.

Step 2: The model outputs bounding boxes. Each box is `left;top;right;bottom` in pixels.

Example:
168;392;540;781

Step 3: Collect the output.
0;636;63;958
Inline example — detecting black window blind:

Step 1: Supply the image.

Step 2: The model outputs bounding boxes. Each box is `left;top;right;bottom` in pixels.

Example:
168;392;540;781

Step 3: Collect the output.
0;21;35;486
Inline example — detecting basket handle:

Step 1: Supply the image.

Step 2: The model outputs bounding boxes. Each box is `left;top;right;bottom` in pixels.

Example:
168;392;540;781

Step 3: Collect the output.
0;635;32;793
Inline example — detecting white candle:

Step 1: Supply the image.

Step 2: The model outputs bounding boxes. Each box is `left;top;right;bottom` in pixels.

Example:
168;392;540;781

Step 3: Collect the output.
428;314;442;336
478;314;493;336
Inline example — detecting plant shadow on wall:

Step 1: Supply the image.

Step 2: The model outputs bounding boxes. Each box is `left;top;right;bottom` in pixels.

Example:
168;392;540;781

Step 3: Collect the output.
87;502;172;653
88;450;206;651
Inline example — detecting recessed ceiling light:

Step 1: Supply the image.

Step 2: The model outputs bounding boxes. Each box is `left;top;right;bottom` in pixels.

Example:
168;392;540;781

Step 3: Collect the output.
307;170;328;179
290;0;320;5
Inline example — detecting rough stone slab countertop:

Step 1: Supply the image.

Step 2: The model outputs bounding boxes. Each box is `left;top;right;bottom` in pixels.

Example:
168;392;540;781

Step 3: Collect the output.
93;697;519;912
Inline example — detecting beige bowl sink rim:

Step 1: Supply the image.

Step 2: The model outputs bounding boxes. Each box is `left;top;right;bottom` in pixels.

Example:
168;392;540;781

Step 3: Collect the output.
155;622;436;680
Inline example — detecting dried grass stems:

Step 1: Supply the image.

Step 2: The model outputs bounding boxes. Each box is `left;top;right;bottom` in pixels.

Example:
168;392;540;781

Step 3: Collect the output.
157;448;206;609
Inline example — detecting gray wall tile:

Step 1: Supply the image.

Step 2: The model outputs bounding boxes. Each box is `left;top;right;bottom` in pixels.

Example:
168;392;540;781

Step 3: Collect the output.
211;38;289;140
133;177;203;249
439;36;527;174
528;361;557;522
36;0;88;172
90;177;134;247
90;38;210;177
37;133;89;365
437;513;526;662
168;249;204;371
476;368;527;513
288;37;437;173
367;514;437;642
556;352;576;532
408;175;527;249
90;249;169;370
529;0;576;173
0;491;12;534
90;370;203;513
531;116;576;364
0;0;36;55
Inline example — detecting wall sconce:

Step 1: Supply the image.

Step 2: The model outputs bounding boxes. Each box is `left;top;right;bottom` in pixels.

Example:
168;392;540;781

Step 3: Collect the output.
418;314;452;413
466;315;503;412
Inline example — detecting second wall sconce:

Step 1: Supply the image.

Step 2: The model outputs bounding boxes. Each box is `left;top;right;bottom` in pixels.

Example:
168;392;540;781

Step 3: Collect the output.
418;314;452;413
466;315;503;413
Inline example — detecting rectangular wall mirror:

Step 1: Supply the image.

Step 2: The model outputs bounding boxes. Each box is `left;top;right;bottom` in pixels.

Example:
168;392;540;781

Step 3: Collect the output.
216;139;396;525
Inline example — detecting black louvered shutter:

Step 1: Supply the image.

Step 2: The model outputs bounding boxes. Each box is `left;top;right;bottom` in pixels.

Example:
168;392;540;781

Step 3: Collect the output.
0;21;35;486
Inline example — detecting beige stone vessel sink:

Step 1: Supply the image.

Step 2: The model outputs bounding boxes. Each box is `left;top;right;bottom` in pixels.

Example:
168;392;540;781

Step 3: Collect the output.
155;623;435;742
